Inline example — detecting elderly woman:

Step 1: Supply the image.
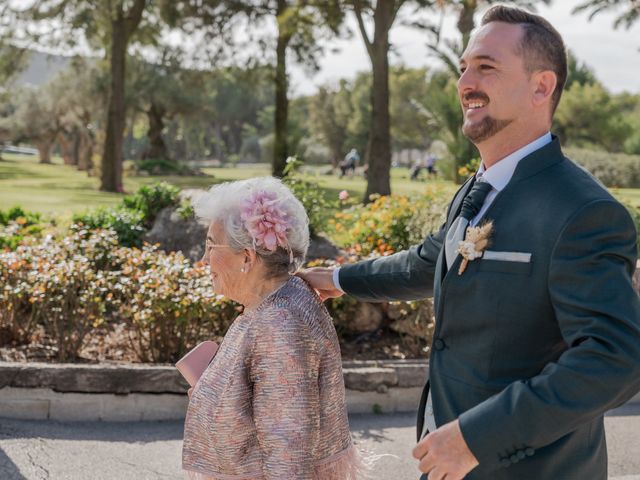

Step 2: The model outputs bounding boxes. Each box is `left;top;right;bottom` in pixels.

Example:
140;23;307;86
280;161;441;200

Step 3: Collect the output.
182;177;365;480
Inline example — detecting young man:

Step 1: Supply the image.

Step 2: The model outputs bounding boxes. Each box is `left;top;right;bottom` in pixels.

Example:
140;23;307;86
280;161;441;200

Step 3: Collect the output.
300;6;640;480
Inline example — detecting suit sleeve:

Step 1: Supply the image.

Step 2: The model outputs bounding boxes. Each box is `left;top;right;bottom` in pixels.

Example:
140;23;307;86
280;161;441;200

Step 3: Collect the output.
337;221;446;302
458;199;640;470
249;307;320;479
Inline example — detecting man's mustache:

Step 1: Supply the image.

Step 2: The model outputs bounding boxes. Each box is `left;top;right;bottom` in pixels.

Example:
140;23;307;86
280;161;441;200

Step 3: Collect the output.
463;92;490;103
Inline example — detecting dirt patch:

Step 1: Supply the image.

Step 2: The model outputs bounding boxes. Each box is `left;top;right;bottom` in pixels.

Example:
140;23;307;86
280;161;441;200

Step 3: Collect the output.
1;323;428;364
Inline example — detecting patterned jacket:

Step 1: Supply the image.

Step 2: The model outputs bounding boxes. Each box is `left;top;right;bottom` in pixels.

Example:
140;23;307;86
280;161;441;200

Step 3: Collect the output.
182;276;365;479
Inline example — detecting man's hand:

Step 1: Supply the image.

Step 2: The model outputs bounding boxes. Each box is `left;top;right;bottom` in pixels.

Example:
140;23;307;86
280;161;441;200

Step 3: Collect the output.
412;419;479;480
296;267;343;301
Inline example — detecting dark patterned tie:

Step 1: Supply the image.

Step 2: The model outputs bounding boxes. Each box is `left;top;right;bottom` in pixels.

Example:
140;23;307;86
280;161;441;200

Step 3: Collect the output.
444;177;493;268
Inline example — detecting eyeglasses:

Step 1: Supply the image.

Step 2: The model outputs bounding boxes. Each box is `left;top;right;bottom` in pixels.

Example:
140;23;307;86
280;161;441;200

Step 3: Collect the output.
204;238;235;256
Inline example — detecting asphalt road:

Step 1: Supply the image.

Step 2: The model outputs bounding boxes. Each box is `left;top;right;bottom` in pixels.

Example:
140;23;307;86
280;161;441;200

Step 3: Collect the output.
1;405;639;480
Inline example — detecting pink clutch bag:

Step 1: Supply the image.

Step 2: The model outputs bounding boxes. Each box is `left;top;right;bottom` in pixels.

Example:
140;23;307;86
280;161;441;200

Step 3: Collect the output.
175;341;219;387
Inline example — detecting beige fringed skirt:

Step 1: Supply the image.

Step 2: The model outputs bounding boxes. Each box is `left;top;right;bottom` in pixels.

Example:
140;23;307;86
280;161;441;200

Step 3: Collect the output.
184;444;369;480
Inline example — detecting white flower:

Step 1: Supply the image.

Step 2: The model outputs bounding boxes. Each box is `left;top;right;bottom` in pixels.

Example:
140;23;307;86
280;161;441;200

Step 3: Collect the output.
457;240;483;260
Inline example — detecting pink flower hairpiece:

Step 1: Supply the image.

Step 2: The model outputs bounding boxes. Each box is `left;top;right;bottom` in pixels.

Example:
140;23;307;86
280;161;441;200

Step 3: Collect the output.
241;190;292;254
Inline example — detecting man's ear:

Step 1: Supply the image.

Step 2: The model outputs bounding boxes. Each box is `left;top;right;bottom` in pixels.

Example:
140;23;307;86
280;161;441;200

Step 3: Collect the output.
532;70;557;108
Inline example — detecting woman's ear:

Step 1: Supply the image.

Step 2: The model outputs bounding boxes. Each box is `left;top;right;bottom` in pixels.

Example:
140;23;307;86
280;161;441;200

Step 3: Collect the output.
243;248;257;272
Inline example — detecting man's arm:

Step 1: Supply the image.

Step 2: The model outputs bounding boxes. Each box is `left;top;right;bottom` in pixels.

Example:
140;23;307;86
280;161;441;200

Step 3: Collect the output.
299;222;446;303
457;199;640;470
337;226;444;302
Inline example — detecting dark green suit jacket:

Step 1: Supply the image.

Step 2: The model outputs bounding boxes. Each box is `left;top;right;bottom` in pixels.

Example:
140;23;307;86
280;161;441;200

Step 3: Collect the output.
339;137;640;479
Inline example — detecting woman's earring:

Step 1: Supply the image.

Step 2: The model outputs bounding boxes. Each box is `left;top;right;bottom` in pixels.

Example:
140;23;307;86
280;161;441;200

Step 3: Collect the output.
240;267;245;273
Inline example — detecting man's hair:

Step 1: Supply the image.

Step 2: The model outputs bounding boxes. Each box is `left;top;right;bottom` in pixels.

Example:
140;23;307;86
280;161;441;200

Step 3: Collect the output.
481;5;567;115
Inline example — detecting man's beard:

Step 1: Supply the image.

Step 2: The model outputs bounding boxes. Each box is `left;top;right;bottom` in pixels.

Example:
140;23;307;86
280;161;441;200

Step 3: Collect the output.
462;115;514;144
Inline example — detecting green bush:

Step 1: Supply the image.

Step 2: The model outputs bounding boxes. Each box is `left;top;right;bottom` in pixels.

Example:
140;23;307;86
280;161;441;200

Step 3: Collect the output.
135;158;191;176
621;201;640;250
0;207;46;251
565;147;640;188
0;206;41;226
282;157;336;236
121;181;181;227
72;182;181;247
73;207;146;247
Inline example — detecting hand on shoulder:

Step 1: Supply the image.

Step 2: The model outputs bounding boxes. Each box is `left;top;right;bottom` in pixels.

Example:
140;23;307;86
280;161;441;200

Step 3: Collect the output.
296;267;344;301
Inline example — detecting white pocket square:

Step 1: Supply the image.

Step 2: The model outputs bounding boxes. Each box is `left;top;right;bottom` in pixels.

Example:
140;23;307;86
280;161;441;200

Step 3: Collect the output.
482;251;532;263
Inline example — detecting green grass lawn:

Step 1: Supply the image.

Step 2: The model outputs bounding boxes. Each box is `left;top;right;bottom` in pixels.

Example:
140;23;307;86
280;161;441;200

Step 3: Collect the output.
1;152;638;216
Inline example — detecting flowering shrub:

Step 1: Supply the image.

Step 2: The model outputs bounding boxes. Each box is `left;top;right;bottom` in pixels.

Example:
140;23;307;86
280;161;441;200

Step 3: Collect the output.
328;189;449;256
0;227;238;362
111;244;238;363
0;206;45;251
0;231;112;360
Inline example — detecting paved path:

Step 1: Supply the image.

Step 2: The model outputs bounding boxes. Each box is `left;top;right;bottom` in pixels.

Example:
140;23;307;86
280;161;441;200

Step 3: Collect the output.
1;406;639;479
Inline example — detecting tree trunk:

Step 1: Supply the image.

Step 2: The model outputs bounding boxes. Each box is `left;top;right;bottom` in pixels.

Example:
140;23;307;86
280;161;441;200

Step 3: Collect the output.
273;0;291;178
100;12;127;192
57;130;79;166
142;102;169;160
363;1;395;202
36;138;53;164
78;130;93;172
458;1;477;51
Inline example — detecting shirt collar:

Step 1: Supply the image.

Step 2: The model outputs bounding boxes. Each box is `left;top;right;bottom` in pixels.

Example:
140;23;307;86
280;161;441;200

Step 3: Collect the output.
477;132;552;191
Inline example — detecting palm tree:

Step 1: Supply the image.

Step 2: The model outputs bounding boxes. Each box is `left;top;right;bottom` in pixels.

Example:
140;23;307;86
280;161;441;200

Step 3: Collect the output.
573;0;639;30
423;0;552;183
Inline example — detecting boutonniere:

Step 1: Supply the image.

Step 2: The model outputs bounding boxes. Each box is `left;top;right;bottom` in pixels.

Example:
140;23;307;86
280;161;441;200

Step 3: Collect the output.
456;220;493;275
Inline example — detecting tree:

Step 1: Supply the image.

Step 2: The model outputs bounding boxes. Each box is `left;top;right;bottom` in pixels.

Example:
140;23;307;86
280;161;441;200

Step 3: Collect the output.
5;1;180;191
554;82;632;152
48;57;104;171
183;1;345;177
127;50;202;164
565;50;598;90
0;45;28;159
573;0;639;30
4;86;61;163
308;81;353;166
347;0;434;200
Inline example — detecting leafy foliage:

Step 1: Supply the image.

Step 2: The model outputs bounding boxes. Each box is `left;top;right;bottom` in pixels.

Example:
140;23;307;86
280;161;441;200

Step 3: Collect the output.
565;147;640;189
282;157;336;236
0;226;238;362
328;189;449;256
0;207;45;251
73;181;180;246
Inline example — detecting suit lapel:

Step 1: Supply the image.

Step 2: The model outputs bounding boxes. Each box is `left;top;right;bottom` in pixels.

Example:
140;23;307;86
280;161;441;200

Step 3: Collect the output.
433;176;475;312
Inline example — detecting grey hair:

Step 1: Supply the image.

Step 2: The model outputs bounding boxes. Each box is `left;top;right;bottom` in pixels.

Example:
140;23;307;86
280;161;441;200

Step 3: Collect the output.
194;177;309;277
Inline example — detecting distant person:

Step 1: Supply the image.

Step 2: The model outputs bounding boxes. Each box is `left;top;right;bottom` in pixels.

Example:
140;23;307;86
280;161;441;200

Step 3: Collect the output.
410;158;423;181
340;148;359;178
425;153;437;178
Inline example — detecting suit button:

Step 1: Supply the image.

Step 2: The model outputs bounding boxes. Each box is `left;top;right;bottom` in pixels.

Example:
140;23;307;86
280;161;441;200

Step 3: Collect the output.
434;338;446;351
500;459;511;468
517;450;526;460
525;447;535;457
510;454;518;463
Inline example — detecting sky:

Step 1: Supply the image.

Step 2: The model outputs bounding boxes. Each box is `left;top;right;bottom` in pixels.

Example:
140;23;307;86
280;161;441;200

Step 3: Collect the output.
288;0;640;97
